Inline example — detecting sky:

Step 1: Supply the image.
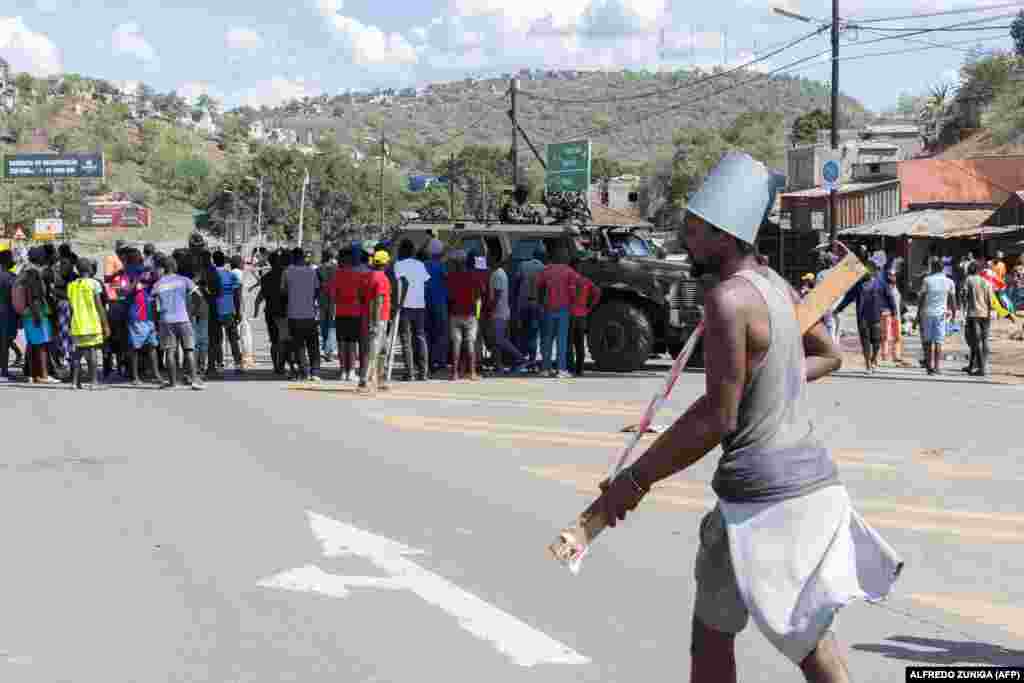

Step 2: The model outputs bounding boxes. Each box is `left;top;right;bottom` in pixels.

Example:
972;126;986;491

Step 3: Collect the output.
0;0;1016;115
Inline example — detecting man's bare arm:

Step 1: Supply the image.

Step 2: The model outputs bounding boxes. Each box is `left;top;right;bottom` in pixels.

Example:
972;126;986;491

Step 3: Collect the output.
629;283;748;490
783;282;842;382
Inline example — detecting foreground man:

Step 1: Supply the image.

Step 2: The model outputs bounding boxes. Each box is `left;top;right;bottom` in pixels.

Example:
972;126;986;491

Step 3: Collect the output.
597;152;902;683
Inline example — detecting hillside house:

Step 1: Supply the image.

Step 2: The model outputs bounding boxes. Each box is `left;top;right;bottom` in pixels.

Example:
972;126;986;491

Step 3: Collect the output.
249;120;266;140
194;110;218;136
589;176;642;212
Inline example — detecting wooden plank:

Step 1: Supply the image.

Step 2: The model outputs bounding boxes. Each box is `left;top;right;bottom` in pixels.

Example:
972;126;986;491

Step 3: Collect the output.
548;246;868;572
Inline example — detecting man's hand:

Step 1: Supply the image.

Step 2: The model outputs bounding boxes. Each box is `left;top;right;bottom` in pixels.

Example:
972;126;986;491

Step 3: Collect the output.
597;470;647;528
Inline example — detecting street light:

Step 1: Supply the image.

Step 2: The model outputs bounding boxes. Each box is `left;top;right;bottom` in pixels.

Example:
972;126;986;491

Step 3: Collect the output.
246;175;264;244
364;136;391;228
290;167;310;247
774;1;841;247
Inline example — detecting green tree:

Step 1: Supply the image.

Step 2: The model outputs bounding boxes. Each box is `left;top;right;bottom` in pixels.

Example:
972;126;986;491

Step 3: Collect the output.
960;49;1016;105
791;109;831;145
1012;11;1024;58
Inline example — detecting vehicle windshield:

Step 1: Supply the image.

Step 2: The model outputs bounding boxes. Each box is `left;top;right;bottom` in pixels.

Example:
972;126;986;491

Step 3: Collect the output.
607;233;653;257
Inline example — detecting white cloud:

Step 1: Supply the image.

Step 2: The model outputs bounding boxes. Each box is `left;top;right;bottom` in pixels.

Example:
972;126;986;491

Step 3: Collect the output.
0;16;63;76
236;76;317;108
450;0;591;31
329;15;418;65
35;0;58;14
225;27;264;50
313;0;343;17
111;22;157;63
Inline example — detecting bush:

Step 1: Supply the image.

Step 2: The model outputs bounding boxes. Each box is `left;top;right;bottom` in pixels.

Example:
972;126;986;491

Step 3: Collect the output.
988;81;1024;144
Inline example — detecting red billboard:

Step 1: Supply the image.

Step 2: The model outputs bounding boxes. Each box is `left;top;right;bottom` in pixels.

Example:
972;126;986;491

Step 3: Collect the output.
81;201;151;229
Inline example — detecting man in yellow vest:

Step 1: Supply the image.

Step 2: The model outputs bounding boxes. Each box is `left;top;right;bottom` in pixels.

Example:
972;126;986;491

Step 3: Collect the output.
67;258;111;389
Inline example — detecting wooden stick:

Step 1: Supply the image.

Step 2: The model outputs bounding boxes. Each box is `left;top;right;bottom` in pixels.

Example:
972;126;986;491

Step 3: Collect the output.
548;248;867;573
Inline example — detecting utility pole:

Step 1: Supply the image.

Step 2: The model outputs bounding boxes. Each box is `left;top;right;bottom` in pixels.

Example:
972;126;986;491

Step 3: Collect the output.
510;78;519;189
448;153;456;220
379;138;385;228
256;176;264;244
773;3;841;247
830;0;840;248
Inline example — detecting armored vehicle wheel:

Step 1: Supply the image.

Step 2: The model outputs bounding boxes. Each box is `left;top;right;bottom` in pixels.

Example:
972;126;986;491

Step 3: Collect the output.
588;301;654;372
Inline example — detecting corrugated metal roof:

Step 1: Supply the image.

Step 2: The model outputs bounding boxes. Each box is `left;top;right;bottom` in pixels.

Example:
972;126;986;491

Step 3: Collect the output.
838;209;993;238
781;180;898;199
898;158;1024;209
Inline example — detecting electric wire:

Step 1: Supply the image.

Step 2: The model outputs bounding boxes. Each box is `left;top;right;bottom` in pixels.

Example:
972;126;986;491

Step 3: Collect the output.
517;28;826;105
848;1;1024;24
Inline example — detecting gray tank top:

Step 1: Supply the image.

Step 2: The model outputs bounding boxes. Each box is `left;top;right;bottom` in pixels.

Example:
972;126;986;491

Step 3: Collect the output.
711;268;840;503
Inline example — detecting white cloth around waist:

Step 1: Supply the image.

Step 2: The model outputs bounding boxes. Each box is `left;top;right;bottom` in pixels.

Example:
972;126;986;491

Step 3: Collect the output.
719;485;904;664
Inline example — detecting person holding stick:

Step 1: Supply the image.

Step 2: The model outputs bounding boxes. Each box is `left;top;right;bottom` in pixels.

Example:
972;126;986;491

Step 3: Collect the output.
595;152;902;683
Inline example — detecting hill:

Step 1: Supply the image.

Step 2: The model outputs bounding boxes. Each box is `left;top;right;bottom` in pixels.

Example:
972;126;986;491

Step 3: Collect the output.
1;95;225;252
245;69;872;166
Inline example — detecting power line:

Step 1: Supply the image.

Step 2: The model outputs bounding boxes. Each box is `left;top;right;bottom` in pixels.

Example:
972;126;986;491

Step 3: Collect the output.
848;1;1024;24
559;12;1019;142
783;34;1009;75
855;25;1013;31
855;25;1009;55
517;27;826;106
564;48;835;141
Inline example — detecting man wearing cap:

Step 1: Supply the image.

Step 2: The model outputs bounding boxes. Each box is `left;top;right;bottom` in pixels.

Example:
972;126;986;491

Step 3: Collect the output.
358;250;392;393
597;152;902;683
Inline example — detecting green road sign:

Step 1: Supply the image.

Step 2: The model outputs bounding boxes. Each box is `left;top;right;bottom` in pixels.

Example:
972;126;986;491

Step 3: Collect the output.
545;140;591;195
3;153;105;180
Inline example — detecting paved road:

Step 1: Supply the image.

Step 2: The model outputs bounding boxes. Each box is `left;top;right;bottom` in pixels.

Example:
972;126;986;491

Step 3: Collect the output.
1;330;1023;681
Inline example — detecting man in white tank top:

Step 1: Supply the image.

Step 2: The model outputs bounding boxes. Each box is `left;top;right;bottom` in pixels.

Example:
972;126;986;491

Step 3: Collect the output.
598;152;902;683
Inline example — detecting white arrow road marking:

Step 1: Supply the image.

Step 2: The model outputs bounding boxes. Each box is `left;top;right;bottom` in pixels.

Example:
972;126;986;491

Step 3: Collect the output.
258;511;590;668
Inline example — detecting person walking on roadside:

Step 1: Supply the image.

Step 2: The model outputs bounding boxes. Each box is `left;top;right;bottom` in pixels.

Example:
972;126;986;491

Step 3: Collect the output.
424;239;449;373
834;256;896;374
597;152;902;683
282;247;321;383
962;260;993;377
535;247;578;379
67;258;111;390
445;250;484;382
358;250;393;393
153;255;203;390
210;250;243;377
879;269;904;364
917;256;957;376
393;239;431;381
318;248;338;364
567;258;601;377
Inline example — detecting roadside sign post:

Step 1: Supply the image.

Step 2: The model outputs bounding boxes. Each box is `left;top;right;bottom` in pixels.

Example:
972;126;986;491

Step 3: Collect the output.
545;140;592;208
3;153;105;242
822;159;840;245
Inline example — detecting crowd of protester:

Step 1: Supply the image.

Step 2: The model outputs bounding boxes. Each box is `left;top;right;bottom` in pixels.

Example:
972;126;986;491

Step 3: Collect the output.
0;234;603;392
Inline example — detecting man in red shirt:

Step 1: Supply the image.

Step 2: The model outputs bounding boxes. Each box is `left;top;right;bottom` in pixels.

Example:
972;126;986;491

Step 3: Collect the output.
535;247;578;378
358;250;392;393
446;250;484;381
567;258;601;377
326;247;369;382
